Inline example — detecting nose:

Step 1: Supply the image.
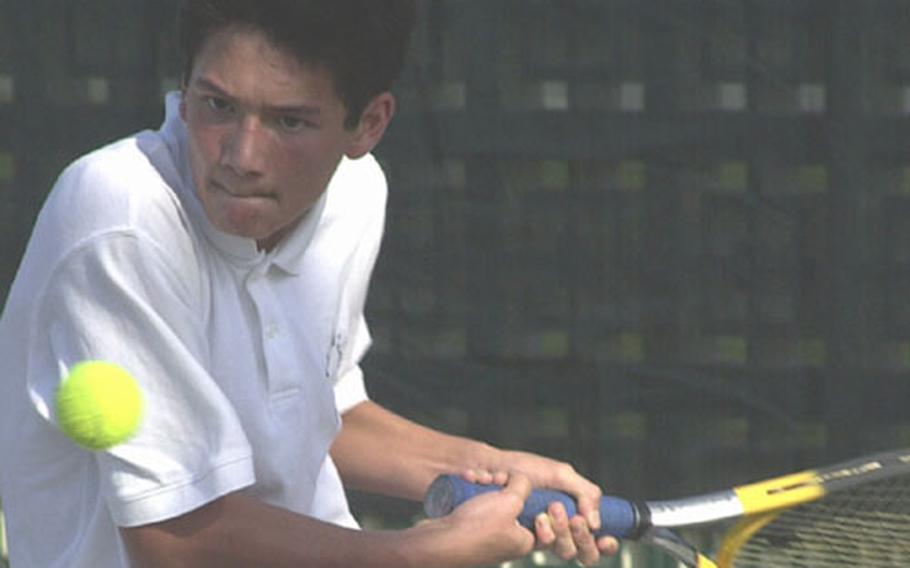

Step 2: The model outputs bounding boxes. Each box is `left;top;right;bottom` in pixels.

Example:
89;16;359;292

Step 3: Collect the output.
221;117;266;178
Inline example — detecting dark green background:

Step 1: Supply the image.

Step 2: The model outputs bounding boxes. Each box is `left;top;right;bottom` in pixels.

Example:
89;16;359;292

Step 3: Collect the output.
2;1;910;565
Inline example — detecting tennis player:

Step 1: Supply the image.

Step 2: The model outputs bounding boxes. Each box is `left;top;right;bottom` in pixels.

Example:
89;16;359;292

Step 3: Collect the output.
0;1;617;566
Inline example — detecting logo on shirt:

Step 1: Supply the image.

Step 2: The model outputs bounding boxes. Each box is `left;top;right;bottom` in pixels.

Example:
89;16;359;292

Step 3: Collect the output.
325;331;345;380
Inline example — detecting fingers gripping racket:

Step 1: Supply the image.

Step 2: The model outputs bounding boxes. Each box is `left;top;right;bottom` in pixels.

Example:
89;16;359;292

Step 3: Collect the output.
424;448;910;567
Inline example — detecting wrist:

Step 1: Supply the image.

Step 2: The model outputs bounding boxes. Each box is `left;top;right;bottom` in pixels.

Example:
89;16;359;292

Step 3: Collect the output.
395;520;463;568
458;439;512;472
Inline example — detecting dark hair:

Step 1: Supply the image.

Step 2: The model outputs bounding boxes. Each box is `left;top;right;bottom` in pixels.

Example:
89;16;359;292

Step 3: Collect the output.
178;0;417;128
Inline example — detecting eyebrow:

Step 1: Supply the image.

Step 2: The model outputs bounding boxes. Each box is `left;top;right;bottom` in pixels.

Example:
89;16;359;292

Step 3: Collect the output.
193;77;323;116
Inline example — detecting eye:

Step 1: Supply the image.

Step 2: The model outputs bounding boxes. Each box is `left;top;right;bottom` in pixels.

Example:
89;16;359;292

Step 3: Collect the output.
204;96;234;115
276;115;310;133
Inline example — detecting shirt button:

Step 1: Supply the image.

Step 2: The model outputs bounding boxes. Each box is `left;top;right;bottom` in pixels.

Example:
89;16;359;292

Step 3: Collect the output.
265;323;280;339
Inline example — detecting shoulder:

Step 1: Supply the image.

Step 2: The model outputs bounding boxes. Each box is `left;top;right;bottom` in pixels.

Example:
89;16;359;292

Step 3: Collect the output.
25;132;201;287
53;132;182;225
41;132;193;252
326;154;387;212
299;154;388;277
320;153;388;233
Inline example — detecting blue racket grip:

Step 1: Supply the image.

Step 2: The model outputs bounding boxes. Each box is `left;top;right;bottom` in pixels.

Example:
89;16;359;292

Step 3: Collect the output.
424;474;640;539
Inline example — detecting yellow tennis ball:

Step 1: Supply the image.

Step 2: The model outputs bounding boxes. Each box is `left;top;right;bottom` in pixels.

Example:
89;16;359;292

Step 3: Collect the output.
55;360;144;451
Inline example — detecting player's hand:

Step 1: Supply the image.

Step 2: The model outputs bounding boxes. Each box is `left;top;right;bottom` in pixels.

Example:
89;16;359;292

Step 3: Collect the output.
418;471;536;567
465;453;619;566
533;500;610;566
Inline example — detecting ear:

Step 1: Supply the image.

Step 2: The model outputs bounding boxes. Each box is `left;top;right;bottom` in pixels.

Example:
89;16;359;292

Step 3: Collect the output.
345;92;396;160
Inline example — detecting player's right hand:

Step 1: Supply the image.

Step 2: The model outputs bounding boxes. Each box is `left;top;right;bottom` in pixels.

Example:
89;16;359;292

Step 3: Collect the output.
414;471;536;567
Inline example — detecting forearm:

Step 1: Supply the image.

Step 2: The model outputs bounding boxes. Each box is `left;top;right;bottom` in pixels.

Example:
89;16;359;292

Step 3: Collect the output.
331;401;500;501
328;402;617;565
122;491;445;568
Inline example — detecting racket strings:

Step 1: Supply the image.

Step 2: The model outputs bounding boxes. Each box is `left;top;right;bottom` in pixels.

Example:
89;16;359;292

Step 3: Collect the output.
729;475;910;567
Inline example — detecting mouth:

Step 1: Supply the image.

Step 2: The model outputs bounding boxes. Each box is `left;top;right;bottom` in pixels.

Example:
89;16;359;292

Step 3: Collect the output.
210;180;277;202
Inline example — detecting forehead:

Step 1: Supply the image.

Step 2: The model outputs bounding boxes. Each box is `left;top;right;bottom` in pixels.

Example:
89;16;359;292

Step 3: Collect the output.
189;26;342;107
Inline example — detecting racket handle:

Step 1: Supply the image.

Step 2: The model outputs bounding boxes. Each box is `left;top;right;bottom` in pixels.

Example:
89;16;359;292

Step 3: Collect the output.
424;474;641;539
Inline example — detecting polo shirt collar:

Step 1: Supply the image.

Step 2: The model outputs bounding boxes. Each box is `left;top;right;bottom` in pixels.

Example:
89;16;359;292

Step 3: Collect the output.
160;91;324;275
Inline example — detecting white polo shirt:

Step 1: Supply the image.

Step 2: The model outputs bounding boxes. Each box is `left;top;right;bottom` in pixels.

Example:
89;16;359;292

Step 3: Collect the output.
0;93;384;567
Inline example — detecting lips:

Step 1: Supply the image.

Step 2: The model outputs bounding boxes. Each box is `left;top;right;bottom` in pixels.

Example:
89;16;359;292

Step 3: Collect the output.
210;179;277;202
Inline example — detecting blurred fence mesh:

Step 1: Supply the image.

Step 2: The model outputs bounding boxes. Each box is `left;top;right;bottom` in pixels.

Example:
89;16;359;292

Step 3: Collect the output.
2;1;910;566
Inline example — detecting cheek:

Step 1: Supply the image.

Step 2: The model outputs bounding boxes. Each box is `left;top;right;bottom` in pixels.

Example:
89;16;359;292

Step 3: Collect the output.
189;126;223;170
282;154;338;206
184;108;225;167
282;137;345;182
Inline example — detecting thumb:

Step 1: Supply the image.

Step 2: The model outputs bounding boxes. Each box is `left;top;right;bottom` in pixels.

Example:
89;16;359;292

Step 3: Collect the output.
500;470;533;512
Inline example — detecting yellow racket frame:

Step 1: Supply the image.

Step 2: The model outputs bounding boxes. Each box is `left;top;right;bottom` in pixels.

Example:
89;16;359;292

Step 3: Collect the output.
714;469;826;567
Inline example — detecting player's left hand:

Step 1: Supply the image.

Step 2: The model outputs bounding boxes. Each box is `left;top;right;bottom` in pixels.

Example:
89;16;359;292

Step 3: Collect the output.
463;451;619;566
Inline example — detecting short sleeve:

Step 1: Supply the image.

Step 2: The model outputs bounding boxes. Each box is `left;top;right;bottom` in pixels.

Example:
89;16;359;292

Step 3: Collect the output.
333;314;371;414
326;156;385;415
27;231;255;526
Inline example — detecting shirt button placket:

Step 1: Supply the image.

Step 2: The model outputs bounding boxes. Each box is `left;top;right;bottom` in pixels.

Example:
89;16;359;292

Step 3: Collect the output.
247;266;297;396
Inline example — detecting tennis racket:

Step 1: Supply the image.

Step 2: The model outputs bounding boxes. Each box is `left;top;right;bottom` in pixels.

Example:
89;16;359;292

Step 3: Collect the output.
423;448;910;567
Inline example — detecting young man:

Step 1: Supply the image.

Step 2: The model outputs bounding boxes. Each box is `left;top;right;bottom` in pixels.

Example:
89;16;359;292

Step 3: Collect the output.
0;1;618;566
